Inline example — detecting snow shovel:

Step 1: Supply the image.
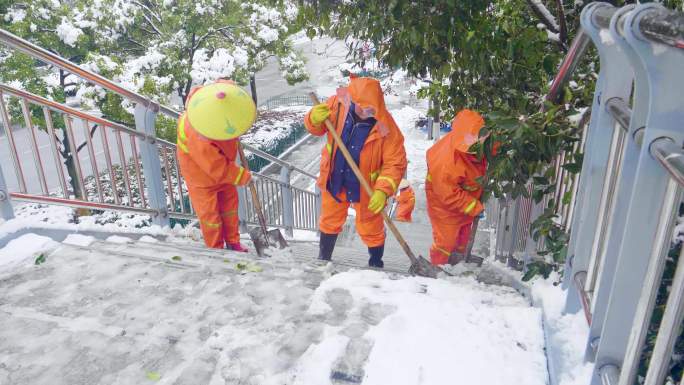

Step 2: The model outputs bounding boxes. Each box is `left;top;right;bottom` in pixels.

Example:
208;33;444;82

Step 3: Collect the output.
237;143;288;257
309;93;441;279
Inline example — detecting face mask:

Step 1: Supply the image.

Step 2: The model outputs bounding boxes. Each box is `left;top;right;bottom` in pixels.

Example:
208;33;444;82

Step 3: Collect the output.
355;105;375;119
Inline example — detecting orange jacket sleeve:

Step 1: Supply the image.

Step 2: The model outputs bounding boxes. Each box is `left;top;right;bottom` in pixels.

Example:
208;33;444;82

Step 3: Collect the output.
373;128;407;196
305;96;339;136
432;160;483;217
186;138;251;186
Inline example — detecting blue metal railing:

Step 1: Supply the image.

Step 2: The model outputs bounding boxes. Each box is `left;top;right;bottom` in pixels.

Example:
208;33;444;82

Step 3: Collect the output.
489;4;684;385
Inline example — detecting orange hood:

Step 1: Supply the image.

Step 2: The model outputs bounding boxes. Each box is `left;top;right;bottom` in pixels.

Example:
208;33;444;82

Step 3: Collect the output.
337;76;399;137
449;109;485;153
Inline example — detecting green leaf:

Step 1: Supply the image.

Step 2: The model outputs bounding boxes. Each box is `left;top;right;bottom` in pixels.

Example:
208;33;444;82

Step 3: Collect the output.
562;163;582;174
34;253;46;265
171;256;182;261
146;371;161;381
522;264;540;281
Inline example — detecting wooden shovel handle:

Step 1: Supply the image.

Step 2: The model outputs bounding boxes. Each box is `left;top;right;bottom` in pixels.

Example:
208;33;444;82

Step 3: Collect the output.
237;142;269;240
308;93;419;264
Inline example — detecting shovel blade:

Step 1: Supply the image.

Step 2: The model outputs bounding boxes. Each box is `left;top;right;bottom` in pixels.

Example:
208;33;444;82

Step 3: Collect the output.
408;256;442;278
247;227;289;258
267;228;288;249
465;254;484;267
248;226;270;258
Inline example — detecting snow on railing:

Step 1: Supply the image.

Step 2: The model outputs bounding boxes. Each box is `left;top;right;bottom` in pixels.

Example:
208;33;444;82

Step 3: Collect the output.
489;3;684;385
0;28;321;234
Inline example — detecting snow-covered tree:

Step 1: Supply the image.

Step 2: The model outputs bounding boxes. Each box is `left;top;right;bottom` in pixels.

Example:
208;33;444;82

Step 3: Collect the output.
1;0;308;196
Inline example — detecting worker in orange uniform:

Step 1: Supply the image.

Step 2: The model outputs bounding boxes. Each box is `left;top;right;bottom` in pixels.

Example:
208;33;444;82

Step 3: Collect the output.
177;80;256;251
305;76;407;268
425;109;489;265
394;179;415;222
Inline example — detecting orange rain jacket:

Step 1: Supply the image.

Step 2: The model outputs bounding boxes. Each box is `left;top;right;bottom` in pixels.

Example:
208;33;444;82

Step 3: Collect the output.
395;186;415;222
177;82;251;249
425;109;487;264
305;77;407;246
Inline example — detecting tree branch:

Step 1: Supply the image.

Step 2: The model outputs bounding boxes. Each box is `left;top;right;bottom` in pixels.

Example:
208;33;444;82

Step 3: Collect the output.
76;124;98;153
526;0;560;33
554;0;568;46
132;0;162;24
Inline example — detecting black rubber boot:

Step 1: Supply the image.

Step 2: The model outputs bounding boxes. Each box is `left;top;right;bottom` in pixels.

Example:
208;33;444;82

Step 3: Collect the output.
368;245;385;268
318;232;338;261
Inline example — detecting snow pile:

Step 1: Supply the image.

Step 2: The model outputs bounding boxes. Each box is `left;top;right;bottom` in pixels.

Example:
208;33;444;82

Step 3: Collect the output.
0;233;57;270
303;270;548;384
62;234;96;247
530;274;594;385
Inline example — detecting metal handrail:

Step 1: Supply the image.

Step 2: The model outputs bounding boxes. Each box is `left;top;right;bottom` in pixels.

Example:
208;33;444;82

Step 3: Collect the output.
0;83;150;141
592;5;684;50
0;28;318;181
605;97;632;132
546;30;592;103
574;270;593;325
650;137;684;187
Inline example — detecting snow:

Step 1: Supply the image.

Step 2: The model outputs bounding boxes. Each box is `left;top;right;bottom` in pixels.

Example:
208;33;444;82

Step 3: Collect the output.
4;8;27;23
530;0;560;32
56;18;84;47
105;235;133;244
139;235;159;243
62;234;96;247
529;273;594;385
191;48;237;85
307;270;548;385
599;29;615;46
0;233;57;270
0;237;550;385
652;42;668;56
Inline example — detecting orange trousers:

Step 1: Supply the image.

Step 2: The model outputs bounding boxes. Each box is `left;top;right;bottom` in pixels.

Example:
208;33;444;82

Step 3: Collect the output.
428;218;473;265
319;189;385;247
187;184;240;249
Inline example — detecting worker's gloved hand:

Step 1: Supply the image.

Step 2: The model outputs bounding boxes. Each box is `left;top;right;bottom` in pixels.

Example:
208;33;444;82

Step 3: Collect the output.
368;190;388;214
477;211;485;219
309;103;331;125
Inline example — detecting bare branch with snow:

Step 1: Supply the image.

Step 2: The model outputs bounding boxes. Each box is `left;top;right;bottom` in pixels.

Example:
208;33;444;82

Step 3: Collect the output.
527;0;560;34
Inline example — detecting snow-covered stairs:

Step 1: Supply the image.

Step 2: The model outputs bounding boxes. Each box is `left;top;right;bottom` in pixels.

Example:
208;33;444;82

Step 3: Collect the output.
0;235;549;385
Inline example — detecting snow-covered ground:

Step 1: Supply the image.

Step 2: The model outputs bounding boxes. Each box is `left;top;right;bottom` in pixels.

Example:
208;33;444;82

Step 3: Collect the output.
0;233;552;385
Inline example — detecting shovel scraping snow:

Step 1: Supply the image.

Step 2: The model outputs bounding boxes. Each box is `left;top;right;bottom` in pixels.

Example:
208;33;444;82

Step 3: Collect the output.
309;93;442;279
238;143;288;257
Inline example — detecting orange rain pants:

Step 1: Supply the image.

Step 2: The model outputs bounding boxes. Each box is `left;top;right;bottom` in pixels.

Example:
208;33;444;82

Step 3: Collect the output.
319;190;386;247
176;86;251;249
186;184;240;248
426;109;487;265
395;187;415;222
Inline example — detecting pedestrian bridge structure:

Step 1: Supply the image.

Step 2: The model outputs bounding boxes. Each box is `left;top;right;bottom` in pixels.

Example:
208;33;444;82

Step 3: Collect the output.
0;3;683;385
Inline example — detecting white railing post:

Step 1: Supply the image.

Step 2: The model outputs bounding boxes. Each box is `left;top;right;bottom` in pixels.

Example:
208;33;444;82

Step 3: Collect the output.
584;3;651;360
280;166;294;237
562;2;634;315
134;104;169;227
0;165;14;220
590;4;684;385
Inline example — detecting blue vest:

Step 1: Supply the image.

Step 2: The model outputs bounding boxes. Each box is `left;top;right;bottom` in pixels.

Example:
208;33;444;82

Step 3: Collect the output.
328;103;376;203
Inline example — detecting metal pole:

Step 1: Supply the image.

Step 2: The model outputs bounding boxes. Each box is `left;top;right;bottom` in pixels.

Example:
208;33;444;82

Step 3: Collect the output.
280;166;294;237
133;104;169;227
0;164;14;220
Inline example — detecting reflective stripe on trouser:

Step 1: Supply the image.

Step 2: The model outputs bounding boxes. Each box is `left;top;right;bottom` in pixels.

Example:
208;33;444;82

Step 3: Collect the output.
188;184;241;248
319;189;385;247
427;219;473;265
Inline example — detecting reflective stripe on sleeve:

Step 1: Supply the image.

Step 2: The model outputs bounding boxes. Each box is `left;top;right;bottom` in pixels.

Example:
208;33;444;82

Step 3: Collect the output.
377;175;398;193
233;167;245;185
463;199;478;214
